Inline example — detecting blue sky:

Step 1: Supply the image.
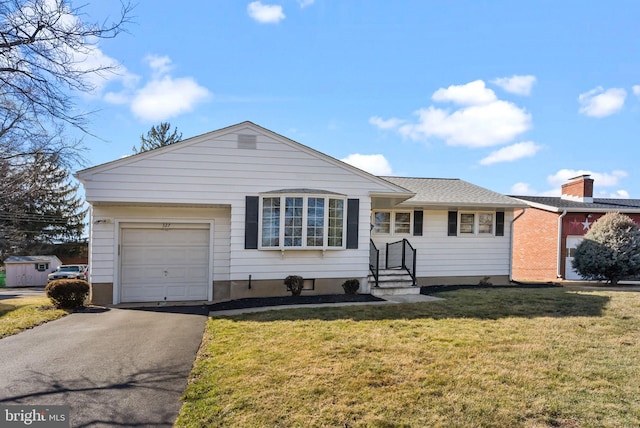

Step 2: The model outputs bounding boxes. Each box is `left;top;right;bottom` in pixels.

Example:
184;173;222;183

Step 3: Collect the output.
73;1;640;198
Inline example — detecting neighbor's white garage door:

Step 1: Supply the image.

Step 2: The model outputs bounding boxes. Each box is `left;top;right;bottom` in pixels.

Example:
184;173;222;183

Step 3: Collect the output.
120;223;210;303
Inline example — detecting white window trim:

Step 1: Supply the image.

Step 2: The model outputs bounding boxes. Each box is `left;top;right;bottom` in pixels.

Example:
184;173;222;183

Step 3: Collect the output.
459;211;495;236
372;210;413;236
258;194;347;250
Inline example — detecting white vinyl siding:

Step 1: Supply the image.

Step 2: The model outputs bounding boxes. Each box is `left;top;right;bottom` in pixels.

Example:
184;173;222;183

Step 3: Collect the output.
80;124;403;288
372;210;513;277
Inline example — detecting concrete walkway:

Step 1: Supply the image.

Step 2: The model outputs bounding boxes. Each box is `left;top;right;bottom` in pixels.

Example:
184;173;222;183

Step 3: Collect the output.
0;305;208;427
210;293;443;316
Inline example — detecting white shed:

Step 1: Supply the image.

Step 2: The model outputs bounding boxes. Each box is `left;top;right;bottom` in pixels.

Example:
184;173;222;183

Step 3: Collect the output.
4;256;62;287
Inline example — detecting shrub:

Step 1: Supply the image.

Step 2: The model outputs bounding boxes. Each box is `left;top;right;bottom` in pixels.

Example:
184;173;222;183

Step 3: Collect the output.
572;212;640;285
284;275;304;296
341;279;360;295
45;279;90;309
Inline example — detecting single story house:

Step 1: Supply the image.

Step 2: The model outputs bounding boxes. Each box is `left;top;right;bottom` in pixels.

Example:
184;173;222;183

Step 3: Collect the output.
511;174;640;281
76;121;526;305
4;255;62;287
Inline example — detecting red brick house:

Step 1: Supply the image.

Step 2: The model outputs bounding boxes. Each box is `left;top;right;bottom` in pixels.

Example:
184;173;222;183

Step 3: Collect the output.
510;175;640;282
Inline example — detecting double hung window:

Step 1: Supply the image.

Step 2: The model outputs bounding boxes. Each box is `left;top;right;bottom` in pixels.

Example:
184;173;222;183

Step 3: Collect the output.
372;211;412;235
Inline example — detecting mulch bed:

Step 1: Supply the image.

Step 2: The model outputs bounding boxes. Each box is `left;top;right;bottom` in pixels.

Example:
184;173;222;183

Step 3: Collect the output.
208;293;384;311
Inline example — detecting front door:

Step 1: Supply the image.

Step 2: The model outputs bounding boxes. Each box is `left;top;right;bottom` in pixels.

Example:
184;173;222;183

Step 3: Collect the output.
565;236;583;280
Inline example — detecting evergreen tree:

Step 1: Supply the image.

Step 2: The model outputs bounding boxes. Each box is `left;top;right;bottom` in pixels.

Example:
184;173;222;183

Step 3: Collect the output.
0;153;86;258
572;212;640;284
133;122;182;154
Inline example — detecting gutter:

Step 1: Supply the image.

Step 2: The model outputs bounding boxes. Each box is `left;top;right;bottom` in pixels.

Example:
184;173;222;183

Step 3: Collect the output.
557;209;568;278
509;208;527;282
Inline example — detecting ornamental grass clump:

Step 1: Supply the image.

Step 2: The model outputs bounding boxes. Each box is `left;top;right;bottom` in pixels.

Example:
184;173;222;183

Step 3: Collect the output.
341;279;360;294
284;275;304;296
45;279;90;309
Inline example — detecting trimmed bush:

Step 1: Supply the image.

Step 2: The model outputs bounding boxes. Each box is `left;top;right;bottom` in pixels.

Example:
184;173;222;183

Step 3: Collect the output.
341;279;360;295
572;212;640;285
284;275;304;296
45;279;90;309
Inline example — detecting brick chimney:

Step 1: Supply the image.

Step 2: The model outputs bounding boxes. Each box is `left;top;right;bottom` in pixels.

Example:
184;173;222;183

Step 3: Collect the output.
561;175;594;203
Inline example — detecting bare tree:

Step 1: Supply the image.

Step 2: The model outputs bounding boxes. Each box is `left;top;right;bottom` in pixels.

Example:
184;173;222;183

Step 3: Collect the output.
0;0;133;134
133;122;183;154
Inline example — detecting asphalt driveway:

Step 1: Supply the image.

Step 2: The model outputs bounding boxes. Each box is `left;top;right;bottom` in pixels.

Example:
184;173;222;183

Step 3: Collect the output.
0;305;208;427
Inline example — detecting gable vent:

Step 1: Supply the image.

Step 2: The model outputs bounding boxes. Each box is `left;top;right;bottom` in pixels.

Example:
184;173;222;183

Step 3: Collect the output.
237;134;257;149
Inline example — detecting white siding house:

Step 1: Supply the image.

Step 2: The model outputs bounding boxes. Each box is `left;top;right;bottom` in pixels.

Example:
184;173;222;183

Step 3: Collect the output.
77;122;526;305
4;256;62;287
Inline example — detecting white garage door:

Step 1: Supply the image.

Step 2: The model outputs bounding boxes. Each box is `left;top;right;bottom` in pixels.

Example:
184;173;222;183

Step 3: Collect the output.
120;224;210;303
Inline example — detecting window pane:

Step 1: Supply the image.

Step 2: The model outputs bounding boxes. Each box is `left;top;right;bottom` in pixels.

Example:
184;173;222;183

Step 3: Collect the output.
307;197;324;246
460;213;474;234
328;199;344;247
479;213;493;234
261;197;280;246
394;212;411;234
284;197;303;246
373;211;391;234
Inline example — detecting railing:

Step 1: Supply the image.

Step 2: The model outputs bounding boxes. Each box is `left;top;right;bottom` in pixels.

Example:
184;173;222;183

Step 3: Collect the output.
385;239;417;286
369;239;379;287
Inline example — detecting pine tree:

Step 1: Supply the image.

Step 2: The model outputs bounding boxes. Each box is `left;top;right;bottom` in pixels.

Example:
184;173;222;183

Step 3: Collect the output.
572;212;640;284
0;153;86;258
132;122;182;154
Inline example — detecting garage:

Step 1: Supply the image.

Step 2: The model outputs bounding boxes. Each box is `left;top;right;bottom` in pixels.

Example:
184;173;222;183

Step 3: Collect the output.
120;223;211;303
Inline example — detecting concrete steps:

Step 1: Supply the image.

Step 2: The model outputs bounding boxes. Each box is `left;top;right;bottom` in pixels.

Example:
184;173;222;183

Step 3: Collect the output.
369;269;419;297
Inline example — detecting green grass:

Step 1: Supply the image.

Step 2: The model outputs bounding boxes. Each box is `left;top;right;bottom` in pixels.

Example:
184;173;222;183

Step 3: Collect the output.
0;295;68;338
177;287;640;427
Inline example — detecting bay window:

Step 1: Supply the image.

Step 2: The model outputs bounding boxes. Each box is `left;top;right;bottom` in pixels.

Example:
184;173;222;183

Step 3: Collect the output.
260;194;346;249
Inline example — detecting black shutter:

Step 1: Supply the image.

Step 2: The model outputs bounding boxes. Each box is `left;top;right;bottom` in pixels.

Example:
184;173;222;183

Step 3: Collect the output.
346;199;359;249
496;211;505;236
245;196;259;249
448;211;458;236
413;210;423;236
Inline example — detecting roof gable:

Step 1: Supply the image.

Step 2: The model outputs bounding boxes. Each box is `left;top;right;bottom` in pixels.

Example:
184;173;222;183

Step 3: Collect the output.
76;122;411;203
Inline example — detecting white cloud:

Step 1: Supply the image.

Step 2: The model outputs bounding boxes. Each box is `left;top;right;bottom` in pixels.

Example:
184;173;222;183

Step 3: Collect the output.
596;189;630;199
247;1;285;24
510;182;536;195
431;80;497;106
297;0;315;7
578;87;626;118
369;116;405;130
547;169;628;188
479;141;542;165
398;100;531;148
131;76;210;122
341;154;393;175
105;55;211;122
492;75;536;96
372;80;532;148
633;85;640;98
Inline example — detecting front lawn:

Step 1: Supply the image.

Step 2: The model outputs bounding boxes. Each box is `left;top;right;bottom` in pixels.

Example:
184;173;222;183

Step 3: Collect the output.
177;287;640;427
0;295;68;338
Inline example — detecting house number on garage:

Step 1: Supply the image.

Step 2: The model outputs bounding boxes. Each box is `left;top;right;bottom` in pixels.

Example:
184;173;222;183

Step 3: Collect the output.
162;223;171;230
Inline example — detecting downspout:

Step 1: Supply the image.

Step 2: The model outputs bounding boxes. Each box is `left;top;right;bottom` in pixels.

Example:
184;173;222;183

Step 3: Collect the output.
509;208;527;282
557;209;567;279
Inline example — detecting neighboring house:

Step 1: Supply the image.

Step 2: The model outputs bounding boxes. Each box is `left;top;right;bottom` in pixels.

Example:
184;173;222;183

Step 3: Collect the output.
4;256;62;287
76;121;525;305
511;175;640;282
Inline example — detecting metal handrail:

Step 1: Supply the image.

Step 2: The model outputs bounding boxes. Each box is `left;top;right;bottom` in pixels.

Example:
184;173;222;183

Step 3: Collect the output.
385;238;417;286
369;239;379;287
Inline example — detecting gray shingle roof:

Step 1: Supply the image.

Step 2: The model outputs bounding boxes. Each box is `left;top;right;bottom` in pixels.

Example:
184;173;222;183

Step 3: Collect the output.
380;177;526;208
512;196;640;212
4;255;60;263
